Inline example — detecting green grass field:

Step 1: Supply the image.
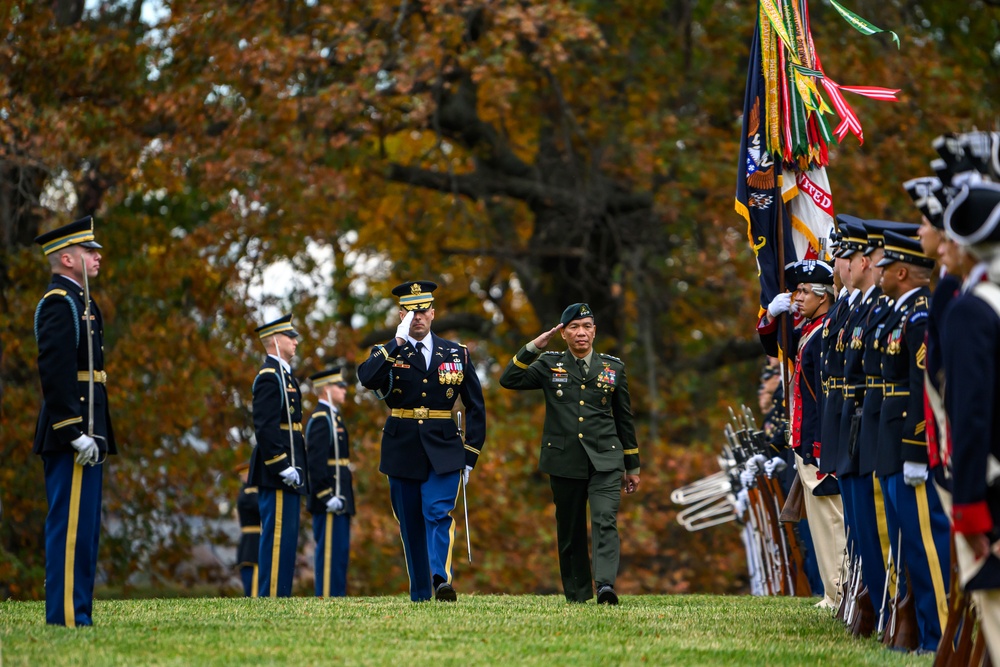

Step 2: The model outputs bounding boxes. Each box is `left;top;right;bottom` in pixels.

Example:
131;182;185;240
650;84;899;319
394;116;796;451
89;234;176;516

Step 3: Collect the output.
0;594;933;666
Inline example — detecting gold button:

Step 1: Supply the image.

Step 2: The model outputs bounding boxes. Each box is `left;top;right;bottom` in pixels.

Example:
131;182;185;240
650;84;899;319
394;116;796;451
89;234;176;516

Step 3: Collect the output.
579;401;585;406
547;443;551;447
612;445;616;449
422;392;427;397
81;396;85;401
581;385;586;390
423;379;428;384
902;411;907;417
578;433;583;438
418;419;424;424
578;417;584;422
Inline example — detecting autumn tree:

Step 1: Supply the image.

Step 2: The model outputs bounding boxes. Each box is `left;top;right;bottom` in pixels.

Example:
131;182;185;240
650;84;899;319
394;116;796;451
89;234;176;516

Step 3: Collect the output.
1;0;998;598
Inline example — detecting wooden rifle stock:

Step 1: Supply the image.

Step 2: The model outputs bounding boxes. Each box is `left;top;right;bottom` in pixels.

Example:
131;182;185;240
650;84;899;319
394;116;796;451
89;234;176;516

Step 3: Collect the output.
951;598;976;667
935;537;963;667
848;585;876;638
891;579;919;651
779;474;804;523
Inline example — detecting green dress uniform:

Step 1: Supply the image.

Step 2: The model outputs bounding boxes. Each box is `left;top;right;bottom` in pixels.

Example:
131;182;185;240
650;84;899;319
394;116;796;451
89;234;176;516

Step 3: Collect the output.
499;306;639;603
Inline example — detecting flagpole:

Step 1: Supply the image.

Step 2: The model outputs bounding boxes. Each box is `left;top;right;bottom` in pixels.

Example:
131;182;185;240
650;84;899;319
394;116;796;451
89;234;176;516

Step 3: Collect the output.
776;184;791;413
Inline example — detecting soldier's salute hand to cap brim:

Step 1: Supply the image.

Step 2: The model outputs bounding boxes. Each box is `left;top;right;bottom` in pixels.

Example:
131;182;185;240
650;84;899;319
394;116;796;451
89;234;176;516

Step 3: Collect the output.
531;324;564;350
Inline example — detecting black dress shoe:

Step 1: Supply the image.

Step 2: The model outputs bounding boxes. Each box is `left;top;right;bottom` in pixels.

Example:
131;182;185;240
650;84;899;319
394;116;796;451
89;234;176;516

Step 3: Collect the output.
597;585;618;605
435;582;457;602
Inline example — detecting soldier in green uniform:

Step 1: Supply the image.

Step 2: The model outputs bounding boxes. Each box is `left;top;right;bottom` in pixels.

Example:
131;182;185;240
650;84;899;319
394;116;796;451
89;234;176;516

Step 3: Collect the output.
499;303;641;605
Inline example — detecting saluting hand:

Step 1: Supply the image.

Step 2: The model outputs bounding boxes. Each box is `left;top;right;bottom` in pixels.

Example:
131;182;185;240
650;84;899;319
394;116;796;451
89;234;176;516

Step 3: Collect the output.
531;323;564;350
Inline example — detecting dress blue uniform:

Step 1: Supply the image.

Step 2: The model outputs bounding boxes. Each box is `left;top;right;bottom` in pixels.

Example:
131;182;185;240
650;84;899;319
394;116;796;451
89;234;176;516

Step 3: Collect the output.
32;217;116;627
836;222;888;609
234;466;261;597
357;281;486;601
305;367;355;598
249;315;307;598
874;231;950;652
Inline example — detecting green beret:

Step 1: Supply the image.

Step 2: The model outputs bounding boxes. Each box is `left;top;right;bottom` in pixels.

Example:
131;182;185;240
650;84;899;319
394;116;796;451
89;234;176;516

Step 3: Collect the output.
560;303;594;327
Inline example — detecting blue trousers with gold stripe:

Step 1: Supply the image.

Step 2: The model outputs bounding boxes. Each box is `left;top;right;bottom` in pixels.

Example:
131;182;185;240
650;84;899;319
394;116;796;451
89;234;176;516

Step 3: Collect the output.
840;473;887;599
880;472;951;651
257;487;300;598
43;453;103;627
240;565;258;597
312;512;350;597
388;471;460;601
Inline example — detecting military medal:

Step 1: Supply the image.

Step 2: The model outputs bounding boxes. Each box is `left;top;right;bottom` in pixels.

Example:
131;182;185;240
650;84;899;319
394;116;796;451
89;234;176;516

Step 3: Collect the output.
601;396;607;405
446;387;454;398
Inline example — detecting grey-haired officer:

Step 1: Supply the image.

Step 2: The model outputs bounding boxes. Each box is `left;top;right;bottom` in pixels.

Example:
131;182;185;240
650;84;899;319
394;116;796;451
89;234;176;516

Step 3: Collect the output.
305;367;355;597
33;216;116;627
249;314;307;597
357;281;487;602
499;303;640;605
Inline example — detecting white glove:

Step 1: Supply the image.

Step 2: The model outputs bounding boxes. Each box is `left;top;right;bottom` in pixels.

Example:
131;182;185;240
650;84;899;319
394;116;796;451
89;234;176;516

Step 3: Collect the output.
903;461;928;487
740;469;756;489
746;454;767;475
70;434;99;466
395;310;415;341
325;496;345;513
767;292;792;318
734;489;750;516
279;467;301;487
764;456;788;479
463;465;472;485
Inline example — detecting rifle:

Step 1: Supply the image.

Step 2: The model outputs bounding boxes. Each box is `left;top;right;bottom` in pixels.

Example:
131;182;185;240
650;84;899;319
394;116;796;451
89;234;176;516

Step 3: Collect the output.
779;475;804;523
848;585;876;638
741;405;810;596
934;536;962;667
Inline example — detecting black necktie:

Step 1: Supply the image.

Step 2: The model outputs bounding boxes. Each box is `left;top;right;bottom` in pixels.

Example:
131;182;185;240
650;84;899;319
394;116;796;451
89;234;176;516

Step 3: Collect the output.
415;341;426;370
577;357;587;377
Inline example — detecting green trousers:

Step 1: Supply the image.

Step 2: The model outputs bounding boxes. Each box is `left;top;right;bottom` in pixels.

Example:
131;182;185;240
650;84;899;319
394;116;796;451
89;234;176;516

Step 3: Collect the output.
549;469;622;602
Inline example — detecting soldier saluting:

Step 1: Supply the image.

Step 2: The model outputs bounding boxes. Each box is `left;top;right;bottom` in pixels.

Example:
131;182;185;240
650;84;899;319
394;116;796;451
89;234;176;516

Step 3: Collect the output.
33;216;116;627
499;303;640;606
357;280;486;602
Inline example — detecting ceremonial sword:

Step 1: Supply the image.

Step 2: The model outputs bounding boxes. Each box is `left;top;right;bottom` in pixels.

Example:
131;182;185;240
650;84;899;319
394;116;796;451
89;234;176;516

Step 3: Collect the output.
458;411;472;563
273;344;303;487
79;248;105;466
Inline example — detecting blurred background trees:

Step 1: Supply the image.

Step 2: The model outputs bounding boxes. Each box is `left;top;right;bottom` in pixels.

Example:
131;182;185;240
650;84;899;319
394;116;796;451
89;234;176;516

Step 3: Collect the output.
1;0;997;598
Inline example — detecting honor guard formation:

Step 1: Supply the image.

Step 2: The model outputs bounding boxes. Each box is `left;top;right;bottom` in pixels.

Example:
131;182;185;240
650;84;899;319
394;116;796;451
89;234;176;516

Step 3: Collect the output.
673;130;1000;663
26;129;1000;665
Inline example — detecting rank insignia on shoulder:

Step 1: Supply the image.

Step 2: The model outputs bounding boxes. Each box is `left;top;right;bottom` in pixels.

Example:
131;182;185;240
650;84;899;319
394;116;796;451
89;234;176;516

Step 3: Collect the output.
599;353;622;363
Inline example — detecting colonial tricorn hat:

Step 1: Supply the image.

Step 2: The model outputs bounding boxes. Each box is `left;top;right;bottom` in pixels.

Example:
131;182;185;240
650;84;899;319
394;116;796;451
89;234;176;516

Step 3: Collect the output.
34;216;102;256
560;303;594;327
310;366;347;388
392;280;437;311
944;182;1000;246
903;176;947;229
876;230;935;269
785;260;834;289
255;314;299;339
